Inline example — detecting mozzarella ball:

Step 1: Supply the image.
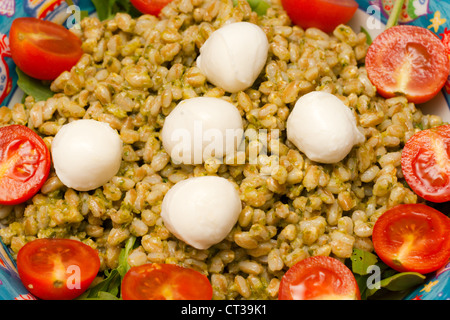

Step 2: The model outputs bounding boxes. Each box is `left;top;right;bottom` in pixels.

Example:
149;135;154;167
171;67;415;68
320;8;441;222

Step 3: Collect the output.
196;21;269;93
52;119;123;191
161;97;244;165
286;91;365;163
161;176;242;250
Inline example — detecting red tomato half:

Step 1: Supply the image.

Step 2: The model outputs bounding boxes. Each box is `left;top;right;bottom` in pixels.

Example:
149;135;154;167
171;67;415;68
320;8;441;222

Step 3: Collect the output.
366;25;450;104
280;0;358;33
0;125;51;205
121;263;213;300
278;256;360;300
372;204;450;274
401;124;450;203
130;0;174;16
17;239;100;300
9;17;83;80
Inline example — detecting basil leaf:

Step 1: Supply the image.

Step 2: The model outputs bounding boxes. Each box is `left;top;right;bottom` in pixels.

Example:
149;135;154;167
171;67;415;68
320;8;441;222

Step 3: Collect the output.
93;291;121;300
91;0;141;21
233;0;269;16
90;0;114;21
117;235;136;278
80;10;90;21
80;290;121;300
368;272;426;296
248;0;270;16
76;269;121;300
386;0;405;29
15;67;53;102
360;26;373;45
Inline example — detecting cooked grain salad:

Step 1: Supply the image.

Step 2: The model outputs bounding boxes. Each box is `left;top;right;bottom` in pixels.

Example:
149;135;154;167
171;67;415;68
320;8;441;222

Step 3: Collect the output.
0;0;445;299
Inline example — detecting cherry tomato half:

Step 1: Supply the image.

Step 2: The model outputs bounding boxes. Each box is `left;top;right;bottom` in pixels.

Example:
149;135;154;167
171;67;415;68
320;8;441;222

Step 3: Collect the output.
17;239;100;300
121;263;213;300
366;25;450;105
401;124;450;203
280;0;358;34
9;17;83;80
278;256;361;300
372;203;450;274
130;0;174;16
0;125;51;205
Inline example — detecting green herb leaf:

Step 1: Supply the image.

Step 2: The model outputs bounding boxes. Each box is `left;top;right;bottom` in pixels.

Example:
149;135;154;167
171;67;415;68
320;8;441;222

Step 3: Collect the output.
93;291;121;300
91;0;141;21
248;0;270;16
90;0;113;21
80;10;90;21
77;236;137;300
233;0;269;16
351;248;379;275
117;235;136;278
76;269;121;300
360;26;373;45
15;67;53;102
368;272;426;296
386;0;405;29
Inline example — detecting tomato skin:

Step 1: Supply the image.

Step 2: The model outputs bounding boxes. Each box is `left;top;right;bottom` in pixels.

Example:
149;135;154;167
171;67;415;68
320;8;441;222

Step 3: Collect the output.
9;17;83;80
372;204;450;274
0;125;51;205
401;125;450;203
130;0;174;16
122;263;213;300
17;239;100;300
278;256;360;300
280;0;358;34
366;25;450;104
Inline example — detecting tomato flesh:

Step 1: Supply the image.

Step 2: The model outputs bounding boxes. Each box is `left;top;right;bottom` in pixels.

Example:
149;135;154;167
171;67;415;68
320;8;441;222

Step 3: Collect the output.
121;263;213;300
9;17;83;80
130;0;174;16
372;204;450;274
401;124;450;203
17;239;100;300
278;256;360;300
0;125;51;205
366;25;450;104
280;0;358;33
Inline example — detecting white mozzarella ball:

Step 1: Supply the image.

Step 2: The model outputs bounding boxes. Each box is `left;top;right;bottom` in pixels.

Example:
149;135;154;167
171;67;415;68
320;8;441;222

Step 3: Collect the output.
161;97;244;165
196;21;269;93
286;91;365;164
161;176;242;250
52;119;123;191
